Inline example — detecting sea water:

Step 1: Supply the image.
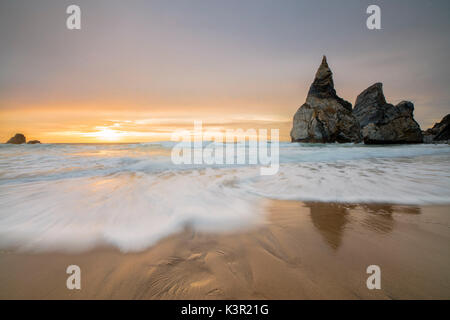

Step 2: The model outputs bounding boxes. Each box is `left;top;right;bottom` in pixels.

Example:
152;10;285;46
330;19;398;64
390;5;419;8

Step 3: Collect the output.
0;142;449;252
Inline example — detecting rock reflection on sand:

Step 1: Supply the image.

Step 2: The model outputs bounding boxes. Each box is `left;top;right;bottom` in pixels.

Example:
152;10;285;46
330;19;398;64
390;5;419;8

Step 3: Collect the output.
306;203;350;250
306;202;422;250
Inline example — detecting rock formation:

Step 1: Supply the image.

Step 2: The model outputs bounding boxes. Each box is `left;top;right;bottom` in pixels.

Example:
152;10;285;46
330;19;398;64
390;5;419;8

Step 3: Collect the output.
6;133;26;144
423;114;450;143
5;134;41;144
352;83;423;144
290;56;362;143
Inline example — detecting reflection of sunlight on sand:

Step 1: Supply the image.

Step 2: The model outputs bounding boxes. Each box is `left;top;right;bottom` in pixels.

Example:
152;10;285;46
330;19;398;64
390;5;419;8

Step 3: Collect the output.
190;278;214;288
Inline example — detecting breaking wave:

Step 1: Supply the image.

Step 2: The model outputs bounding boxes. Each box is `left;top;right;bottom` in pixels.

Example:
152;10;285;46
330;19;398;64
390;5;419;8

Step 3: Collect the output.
0;142;449;252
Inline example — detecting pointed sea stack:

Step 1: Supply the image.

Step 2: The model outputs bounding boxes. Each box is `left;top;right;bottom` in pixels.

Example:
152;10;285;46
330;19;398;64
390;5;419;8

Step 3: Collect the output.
290;56;361;143
353;83;423;144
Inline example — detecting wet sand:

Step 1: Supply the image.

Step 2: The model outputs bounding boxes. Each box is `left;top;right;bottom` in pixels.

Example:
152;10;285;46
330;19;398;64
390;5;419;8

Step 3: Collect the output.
0;201;449;299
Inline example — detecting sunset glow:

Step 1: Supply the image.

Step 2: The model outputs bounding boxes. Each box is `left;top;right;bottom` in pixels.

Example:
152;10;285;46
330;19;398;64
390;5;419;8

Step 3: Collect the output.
81;127;126;142
0;106;292;143
1;1;449;144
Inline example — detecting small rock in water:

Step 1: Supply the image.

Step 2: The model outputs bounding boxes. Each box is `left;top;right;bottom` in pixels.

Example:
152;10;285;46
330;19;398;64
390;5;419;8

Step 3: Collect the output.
27;140;41;144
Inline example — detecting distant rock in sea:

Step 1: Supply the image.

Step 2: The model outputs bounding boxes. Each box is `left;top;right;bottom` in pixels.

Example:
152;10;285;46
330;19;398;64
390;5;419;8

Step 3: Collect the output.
290;56;362;143
352;83;423;144
6;133;26;144
5;134;41;144
423;114;450;144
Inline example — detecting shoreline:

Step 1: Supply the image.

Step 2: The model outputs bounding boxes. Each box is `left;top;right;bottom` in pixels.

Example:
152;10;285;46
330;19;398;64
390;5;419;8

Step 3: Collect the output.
0;201;449;299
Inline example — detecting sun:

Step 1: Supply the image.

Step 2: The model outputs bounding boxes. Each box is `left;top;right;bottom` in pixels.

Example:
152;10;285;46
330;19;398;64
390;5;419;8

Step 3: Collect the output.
90;127;125;142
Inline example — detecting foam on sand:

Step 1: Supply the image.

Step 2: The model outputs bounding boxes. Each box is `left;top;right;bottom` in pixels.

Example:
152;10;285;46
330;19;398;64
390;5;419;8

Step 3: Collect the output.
0;143;449;252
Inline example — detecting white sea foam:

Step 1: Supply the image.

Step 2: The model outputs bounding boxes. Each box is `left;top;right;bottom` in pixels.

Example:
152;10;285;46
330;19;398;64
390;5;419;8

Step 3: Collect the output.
0;143;449;252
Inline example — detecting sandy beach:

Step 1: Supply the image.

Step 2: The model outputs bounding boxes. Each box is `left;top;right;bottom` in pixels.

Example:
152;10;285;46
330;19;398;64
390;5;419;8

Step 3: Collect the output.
0;200;449;300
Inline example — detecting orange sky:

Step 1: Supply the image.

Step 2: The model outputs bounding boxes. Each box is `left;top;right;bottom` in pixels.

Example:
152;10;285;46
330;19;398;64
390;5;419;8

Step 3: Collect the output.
1;1;449;143
0;105;293;143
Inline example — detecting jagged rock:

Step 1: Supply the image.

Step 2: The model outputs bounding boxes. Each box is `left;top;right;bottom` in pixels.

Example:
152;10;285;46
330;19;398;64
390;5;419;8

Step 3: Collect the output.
290;56;361;143
27;140;41;144
423;114;450;143
6;133;26;144
353;83;422;144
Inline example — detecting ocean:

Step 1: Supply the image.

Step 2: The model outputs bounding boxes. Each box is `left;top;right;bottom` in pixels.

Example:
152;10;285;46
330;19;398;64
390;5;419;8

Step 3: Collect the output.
1;142;449;252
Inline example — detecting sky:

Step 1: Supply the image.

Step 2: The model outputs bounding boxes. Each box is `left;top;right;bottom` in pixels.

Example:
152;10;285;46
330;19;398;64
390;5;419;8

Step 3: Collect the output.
1;0;450;142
